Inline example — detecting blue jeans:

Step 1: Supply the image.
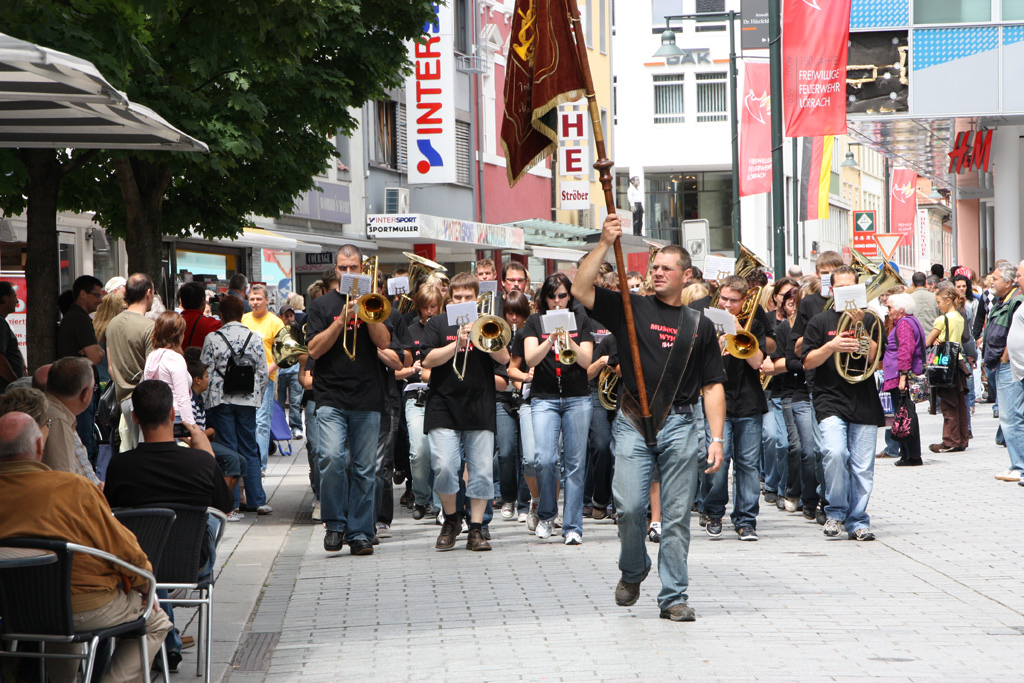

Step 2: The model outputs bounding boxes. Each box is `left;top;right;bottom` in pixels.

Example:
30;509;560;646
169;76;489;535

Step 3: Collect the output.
996;363;1024;472
762;396;787;496
517;402;535;513
585;389;614;508
819;415;876;532
207;404;263;508
276;366;303;430
791;399;824;510
304;399;320;498
256;381;276;470
986;365;999;413
404;398;435;508
611;412;700;610
780;398;802;498
701;415;762;529
494;402;519;503
428;428;494;500
532;395;592;535
316;406;380;541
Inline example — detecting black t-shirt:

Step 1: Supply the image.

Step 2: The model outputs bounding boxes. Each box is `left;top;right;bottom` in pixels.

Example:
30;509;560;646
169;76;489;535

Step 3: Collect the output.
522;310;594;398
775;319;808;401
405;317;430;388
383;309;411;412
791;291;828;386
104;442;234;513
801;309;886;426
587;287;726;406
420;316;500;432
57;304;99;358
305;289;392;413
721;318;768;418
0;317;22;392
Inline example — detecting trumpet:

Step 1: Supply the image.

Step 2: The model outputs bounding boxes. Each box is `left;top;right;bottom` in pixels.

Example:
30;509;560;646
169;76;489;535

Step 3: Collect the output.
272;324;308;369
724;286;762;360
553;327;577;365
341;255;392;360
597;365;619;411
453;288;511;380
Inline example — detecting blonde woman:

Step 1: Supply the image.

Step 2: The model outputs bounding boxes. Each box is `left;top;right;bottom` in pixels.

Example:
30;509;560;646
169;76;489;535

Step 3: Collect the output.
93;292;125;384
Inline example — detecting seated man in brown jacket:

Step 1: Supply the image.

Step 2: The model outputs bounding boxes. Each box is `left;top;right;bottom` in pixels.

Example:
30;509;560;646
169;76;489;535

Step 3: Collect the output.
0;411;171;683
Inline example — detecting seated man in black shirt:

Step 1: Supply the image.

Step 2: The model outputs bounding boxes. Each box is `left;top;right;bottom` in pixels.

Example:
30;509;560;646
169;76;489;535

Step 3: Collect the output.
801;265;885;542
700;275;767;542
105;380;234;670
573;214;727;623
422;273;511;551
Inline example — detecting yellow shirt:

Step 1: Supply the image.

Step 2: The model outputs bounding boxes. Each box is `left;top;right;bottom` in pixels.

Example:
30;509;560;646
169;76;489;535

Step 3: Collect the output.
242;311;284;381
932;309;965;358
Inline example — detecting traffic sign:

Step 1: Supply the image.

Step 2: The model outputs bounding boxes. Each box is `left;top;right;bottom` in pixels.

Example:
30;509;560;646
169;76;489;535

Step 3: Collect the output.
853;210;877;257
874;233;903;261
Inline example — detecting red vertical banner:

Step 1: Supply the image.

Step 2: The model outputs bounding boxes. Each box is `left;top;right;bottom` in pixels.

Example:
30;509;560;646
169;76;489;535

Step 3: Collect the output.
782;0;852;137
890;167;918;243
739;62;772;197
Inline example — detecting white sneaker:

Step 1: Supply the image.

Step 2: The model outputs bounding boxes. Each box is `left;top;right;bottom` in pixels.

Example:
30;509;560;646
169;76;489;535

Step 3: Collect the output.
311;501;321;523
535;519;554;539
500;502;515;520
517;511;527;523
783;497;799;513
564;531;583;545
226;509;244;522
995;469;1021;482
375;522;392;539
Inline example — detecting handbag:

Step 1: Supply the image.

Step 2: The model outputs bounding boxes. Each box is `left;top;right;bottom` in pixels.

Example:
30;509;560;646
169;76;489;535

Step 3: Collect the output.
891;389;917;439
926;315;960;389
94;381;119;443
216;330;256;394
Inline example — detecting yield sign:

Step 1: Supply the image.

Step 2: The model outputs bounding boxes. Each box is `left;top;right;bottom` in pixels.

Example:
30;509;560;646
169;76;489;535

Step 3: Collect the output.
874;233;903;261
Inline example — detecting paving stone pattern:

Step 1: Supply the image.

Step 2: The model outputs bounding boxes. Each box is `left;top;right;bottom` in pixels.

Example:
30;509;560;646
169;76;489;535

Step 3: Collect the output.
206;407;1023;682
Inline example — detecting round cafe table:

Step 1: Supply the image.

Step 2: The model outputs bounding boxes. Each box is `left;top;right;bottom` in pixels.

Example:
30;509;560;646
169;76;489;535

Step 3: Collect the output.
0;547;57;568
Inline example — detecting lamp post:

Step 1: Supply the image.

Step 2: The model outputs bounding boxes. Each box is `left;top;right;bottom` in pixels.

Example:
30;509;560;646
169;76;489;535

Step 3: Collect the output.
654;12;740;257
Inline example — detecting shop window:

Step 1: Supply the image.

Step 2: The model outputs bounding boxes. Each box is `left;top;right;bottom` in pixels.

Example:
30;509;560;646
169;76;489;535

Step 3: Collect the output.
653;74;685;124
91;232;119;287
914;0;990;23
335;133;351;178
644;171;733;250
59;242;75;292
373;100;398;169
1004;0;1024;19
696;72;727;122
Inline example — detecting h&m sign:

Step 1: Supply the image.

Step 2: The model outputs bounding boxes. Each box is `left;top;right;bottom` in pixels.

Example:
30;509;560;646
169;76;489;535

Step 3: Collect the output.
948;130;992;174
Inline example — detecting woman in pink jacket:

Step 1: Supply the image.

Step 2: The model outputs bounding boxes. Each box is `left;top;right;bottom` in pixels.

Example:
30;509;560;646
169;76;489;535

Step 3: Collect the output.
144;311;195;426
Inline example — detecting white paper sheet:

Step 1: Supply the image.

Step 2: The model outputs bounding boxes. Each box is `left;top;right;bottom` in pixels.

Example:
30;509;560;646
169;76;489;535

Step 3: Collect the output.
446;301;479;327
540;310;577;334
704;255;735;281
387;277;409;296
703;306;736;336
339;274;372;297
832;283;868;312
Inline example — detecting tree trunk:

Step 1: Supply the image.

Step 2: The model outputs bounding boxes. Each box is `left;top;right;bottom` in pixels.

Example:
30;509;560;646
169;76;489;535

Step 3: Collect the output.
115;157;172;302
22;149;62;372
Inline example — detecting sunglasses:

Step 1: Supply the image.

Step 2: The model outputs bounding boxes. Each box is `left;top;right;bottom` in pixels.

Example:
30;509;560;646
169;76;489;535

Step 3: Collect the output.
548;292;569;300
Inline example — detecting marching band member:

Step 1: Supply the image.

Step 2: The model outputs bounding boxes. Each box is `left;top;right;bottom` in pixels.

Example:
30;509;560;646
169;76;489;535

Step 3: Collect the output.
573;214;726;622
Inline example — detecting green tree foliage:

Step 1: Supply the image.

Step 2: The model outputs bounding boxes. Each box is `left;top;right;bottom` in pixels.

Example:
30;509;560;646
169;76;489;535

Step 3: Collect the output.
0;0;434;367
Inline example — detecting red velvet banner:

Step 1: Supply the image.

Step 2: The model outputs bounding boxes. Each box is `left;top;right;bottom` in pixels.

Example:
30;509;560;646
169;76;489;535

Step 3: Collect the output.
782;0;852;137
890;167;918;241
739;62;772;197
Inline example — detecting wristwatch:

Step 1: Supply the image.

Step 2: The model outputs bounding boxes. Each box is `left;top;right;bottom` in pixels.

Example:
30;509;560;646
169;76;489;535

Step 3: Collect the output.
709;437;725;445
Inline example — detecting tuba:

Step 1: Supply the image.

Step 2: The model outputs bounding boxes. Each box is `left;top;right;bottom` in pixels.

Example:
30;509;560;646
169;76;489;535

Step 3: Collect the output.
597;366;619;411
831;260;904;383
711;242;766;307
850;248;879;284
398;251;447;314
272;324;307;369
724;286;763;359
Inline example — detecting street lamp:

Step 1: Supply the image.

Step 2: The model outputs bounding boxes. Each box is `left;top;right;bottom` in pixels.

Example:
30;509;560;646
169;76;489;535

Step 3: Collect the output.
840;151;860;169
654;12;740;257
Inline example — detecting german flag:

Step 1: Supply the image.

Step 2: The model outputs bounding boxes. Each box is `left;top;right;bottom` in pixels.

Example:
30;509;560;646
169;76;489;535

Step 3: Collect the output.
799;136;834;221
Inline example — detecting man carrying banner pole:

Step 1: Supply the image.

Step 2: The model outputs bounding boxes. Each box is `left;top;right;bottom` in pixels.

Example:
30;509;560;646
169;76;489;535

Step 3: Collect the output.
501;0;726;621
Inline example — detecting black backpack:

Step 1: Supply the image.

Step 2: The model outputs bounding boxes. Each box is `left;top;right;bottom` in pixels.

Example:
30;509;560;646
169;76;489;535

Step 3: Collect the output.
215;330;256;394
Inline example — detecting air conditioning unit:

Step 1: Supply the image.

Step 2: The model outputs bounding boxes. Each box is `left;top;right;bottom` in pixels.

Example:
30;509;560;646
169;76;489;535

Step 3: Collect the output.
384;187;410;214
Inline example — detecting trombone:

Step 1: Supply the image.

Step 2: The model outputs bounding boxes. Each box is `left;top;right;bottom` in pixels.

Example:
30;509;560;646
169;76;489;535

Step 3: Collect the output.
341;255;392;360
724;286;763;360
453;288;512;380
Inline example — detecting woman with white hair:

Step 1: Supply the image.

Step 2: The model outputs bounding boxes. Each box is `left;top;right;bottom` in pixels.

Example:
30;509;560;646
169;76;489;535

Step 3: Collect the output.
881;293;927;466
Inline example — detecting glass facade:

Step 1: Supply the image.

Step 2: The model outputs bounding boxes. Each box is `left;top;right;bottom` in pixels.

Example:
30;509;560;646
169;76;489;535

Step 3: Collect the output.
914;0;990;23
645;171;733;251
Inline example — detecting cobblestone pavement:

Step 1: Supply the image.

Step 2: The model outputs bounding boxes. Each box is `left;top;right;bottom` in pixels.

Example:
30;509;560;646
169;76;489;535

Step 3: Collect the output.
185;405;1023;682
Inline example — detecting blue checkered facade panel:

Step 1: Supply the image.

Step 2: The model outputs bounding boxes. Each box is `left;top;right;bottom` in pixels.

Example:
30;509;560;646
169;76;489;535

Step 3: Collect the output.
851;0;908;28
913;26;998;70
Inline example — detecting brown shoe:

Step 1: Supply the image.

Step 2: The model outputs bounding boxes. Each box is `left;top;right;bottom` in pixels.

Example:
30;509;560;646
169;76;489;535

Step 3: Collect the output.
466;528;491;551
435;515;459;550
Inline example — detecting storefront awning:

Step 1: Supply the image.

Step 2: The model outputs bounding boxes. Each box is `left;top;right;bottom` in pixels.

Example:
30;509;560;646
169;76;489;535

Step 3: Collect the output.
0;32;207;151
367;214;525;252
504;218;594;250
184;227;321;253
